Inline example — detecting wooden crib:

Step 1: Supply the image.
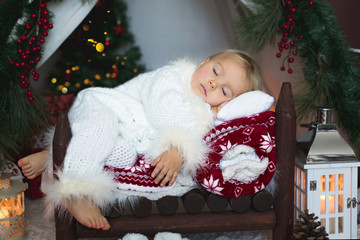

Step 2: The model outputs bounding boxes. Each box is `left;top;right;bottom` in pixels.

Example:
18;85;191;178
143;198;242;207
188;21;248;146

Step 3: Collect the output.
52;82;297;240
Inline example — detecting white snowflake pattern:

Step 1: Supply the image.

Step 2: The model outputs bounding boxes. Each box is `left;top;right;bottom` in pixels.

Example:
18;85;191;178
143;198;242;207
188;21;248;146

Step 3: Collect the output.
259;132;274;153
202;175;224;195
219;140;237;155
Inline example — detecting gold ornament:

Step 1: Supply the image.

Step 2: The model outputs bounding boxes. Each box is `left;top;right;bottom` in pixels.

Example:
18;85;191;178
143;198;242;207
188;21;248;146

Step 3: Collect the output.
96;43;105;52
83;24;90;31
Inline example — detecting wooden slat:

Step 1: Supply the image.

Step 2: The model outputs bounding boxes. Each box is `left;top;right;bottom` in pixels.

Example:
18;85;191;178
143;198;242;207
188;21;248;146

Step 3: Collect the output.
206;193;228;213
52;113;76;240
229;195;251;213
252;190;273;212
273;82;296;240
130;197;152;218
182;189;205;214
76;210;276;238
156;196;178;216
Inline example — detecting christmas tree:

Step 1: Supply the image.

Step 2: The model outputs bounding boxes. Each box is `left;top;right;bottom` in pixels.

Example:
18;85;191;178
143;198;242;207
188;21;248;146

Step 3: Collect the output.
235;0;360;156
48;0;145;95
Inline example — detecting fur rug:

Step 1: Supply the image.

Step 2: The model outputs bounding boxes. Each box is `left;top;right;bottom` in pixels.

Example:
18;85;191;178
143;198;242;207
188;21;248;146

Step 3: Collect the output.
23;198;271;240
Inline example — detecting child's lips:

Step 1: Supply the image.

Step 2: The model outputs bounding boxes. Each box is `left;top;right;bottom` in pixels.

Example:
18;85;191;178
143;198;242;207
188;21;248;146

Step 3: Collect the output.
200;84;207;96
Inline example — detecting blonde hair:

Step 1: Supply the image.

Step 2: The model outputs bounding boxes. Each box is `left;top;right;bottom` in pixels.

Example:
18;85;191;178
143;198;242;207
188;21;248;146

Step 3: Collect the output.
209;49;262;91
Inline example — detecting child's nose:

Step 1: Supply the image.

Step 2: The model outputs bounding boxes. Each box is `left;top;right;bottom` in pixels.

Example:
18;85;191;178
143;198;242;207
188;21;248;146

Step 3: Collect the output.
209;80;217;90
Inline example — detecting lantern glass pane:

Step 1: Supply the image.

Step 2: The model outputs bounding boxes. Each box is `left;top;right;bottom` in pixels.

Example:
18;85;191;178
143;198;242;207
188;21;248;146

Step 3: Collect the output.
329;217;335;234
320;195;326;214
297;168;300;186
320;218;326;228
301;192;306;210
301;170;306;190
297;189;301;208
329;174;335;191
338;174;343;190
338;217;343;233
338;194;343;213
329;195;335;214
320;175;325;192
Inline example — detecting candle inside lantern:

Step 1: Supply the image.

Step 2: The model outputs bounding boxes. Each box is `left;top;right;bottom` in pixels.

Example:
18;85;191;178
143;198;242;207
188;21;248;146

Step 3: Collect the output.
320;195;325;214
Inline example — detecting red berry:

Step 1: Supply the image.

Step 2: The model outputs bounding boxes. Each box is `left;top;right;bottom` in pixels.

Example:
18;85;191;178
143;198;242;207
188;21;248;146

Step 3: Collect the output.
27;90;33;96
288;57;294;63
28;96;34;101
280;66;285;71
288;69;293;73
276;53;281;58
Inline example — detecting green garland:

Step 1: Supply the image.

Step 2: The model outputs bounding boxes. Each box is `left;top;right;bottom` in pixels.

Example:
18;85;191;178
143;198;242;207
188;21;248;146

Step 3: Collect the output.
236;0;360;156
0;0;93;166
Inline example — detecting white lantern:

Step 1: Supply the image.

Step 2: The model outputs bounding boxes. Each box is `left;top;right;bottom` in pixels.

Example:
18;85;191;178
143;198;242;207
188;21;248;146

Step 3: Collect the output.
0;172;28;240
294;107;359;239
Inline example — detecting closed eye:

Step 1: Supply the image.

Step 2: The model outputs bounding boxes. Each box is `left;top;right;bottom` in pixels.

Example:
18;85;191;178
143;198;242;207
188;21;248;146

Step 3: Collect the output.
222;87;226;96
213;68;218;76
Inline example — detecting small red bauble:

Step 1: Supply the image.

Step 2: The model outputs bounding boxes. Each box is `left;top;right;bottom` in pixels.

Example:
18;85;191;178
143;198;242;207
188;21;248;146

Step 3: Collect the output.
276;53;281;58
280;66;285;71
288;57;294;62
27;90;33;96
288;69;293;73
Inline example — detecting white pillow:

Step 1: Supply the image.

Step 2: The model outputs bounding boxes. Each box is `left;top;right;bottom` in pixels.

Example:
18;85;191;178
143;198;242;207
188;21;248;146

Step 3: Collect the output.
216;90;274;122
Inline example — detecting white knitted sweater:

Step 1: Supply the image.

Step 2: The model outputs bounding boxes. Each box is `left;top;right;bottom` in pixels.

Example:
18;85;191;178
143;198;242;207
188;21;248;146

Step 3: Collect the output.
42;59;214;212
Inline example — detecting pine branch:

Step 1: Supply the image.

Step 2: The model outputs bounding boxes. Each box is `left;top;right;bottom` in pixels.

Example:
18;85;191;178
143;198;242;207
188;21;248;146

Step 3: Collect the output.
235;0;360;156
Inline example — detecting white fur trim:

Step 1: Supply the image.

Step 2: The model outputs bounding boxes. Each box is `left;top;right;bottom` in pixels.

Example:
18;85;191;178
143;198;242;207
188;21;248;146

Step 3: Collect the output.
42;168;116;217
172;58;214;134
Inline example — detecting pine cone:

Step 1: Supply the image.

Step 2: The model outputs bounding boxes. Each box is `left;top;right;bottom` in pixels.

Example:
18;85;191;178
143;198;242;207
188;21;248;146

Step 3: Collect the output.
292;209;329;240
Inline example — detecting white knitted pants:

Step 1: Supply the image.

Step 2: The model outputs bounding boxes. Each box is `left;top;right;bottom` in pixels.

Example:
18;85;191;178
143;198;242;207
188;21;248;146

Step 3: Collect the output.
104;137;138;168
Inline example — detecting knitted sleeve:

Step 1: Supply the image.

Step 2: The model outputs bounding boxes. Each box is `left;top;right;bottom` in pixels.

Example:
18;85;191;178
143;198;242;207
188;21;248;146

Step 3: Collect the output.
141;66;212;176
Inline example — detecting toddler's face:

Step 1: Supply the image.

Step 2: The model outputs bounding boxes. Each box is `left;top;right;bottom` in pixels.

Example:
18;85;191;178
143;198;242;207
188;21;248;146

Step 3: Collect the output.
191;54;250;108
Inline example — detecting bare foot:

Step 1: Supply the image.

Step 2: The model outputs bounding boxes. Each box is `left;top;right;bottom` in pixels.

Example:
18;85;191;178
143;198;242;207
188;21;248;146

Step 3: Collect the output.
18;151;48;179
67;198;110;230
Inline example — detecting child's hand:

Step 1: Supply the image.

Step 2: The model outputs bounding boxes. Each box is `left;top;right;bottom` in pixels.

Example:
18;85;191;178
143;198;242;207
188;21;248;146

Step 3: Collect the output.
150;148;183;187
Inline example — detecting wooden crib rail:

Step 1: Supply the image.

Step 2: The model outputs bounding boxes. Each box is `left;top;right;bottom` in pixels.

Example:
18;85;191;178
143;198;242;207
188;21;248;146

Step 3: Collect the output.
52;82;296;240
